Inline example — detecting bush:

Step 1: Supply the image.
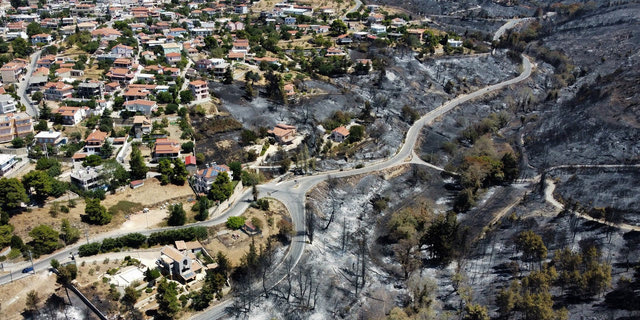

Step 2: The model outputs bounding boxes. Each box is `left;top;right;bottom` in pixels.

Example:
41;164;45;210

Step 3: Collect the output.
256;199;269;211
79;242;101;257
147;227;208;246
226;216;246;230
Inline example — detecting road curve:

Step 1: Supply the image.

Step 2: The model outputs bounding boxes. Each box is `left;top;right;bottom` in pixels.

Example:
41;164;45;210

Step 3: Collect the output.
192;54;534;319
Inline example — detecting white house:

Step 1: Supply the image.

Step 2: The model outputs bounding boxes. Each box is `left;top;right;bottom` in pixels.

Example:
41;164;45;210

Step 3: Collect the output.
0;94;17;114
123;99;158;115
31;33;52;45
70;165;104;190
370;24;387;34
447;39;463;48
111;44;134;57
0;154;18;177
34;130;64;146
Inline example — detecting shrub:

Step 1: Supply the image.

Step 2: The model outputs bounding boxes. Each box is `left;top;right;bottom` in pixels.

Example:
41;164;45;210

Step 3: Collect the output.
226;216;246;230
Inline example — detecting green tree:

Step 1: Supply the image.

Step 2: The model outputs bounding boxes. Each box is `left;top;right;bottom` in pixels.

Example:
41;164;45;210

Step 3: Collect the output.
179;90;194;104
26;22;44;37
181;141;194;153
223;67;233;84
11;137;25;148
194;197;209;221
167;203;186;226
157;91;173;104
129;146;148;180
501;152;519;182
171;158;188;185
25;290;40;312
60;219;80;245
208;172;233;202
156;279;181;319
228;161;242;181
515;230;547;264
22;170;52;202
226;216;245;229
34;119;48;131
158;158;173;185
0;224;15;247
329;19;347;36
100;139;114;158
347;125;365;143
11;37;33;58
421;211;459;265
464;304;490;320
0;177;28;211
32;91;44;103
83;154;103;167
35;158;61;176
84;198;111;225
29;224;59;255
121;285;141;306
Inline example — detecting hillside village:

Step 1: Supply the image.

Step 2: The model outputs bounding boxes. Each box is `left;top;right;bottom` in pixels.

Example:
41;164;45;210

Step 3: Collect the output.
1;0;636;319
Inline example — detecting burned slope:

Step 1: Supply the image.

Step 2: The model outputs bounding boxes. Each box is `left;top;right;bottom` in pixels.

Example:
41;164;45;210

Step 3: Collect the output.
521;3;640;167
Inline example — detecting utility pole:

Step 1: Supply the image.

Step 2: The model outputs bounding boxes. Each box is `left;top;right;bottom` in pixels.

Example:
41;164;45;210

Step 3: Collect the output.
84;227;89;245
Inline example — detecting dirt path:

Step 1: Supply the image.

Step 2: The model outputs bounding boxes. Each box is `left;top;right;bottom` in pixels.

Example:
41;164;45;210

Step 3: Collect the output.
544;179;640;232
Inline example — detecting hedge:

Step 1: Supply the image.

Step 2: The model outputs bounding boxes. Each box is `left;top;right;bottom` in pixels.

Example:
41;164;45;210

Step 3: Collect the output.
77;228;208;257
147;227;208;246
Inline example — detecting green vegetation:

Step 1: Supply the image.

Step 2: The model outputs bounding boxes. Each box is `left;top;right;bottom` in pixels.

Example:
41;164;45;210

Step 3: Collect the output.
208;172;234;202
167;203;186;226
28;225;60;256
158;158;189;186
129;146;148;180
84;198;111;225
0;178;28;211
226;216;246;230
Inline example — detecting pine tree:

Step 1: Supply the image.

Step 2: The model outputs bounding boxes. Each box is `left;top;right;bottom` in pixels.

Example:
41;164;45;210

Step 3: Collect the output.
129;146;148;180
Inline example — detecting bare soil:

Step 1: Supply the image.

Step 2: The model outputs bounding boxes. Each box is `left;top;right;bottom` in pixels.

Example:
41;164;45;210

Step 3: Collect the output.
203;199;289;266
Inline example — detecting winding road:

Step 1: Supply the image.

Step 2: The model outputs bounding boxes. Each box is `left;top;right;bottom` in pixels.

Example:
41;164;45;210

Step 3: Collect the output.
0;53;534;320
191;54;533;319
1;20;537;319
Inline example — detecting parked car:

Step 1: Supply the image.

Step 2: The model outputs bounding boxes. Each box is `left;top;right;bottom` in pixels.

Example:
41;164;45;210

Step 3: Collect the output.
22;266;33;273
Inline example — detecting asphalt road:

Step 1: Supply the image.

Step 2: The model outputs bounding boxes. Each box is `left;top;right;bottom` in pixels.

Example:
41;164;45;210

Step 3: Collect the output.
0;21;533;318
0;55;531;315
190;53;533;319
17;49;42;118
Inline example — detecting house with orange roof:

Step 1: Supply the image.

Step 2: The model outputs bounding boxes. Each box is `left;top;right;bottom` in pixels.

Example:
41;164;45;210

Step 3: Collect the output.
52;106;86;125
268;123;297;144
84;130;108;154
31;33;52;45
91;28;122;41
0;60;27;83
153;138;181;160
44;82;74;101
331;126;350;143
106;67;135;83
165;52;182;64
189;80;209;100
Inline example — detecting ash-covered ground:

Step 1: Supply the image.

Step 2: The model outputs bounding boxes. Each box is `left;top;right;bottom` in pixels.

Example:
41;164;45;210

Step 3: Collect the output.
245;165;456;319
210;50;520;169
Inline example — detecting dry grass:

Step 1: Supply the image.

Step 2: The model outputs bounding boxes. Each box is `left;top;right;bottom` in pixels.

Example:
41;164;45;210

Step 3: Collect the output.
0;271;58;320
203;199;288;266
8;179;194;245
